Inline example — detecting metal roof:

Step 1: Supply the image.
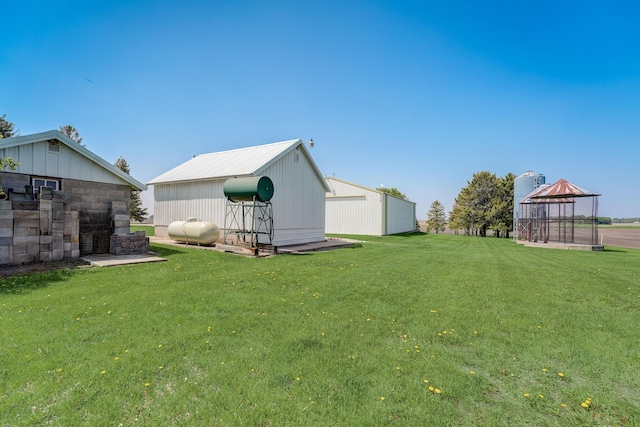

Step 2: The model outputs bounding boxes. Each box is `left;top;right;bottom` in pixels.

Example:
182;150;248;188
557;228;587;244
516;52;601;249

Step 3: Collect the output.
325;176;415;203
0;130;147;190
519;179;599;204
531;179;599;199
147;139;330;191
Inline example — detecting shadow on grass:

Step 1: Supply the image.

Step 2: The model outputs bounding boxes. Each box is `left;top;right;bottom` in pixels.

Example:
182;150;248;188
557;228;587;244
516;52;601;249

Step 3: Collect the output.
603;247;631;253
150;244;190;258
393;231;427;238
0;267;81;295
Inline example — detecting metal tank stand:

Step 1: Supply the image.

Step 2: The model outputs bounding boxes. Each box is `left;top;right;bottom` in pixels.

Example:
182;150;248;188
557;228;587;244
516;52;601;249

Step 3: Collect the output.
223;197;274;248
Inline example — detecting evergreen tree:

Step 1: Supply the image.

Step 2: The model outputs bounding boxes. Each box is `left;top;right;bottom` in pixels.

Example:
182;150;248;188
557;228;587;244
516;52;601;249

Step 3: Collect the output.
59;125;83;145
0;115;19;171
378;187;407;199
426;200;446;233
114;156;148;222
0;114;16;138
450;171;517;237
490;173;515;238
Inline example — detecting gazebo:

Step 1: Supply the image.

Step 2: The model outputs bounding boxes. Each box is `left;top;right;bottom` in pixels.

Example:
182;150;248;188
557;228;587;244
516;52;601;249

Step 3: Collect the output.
518;179;600;245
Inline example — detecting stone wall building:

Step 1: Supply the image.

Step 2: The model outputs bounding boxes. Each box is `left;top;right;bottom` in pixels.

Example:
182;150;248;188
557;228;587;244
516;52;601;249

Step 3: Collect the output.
0;130;148;265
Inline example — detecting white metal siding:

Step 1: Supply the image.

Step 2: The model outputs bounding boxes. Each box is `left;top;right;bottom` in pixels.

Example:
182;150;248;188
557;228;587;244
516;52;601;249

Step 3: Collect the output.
153;146;327;246
385;195;416;235
1;141;127;186
325;178;416;236
260;146;327;245
154;180;226;229
325;179;382;235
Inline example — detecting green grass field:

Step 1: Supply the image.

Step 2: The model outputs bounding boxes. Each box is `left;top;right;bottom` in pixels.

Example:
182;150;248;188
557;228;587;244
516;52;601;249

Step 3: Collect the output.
1;234;638;426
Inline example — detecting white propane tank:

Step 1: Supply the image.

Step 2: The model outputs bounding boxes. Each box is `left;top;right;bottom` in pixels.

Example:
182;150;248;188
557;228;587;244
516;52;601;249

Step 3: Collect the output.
167;217;220;245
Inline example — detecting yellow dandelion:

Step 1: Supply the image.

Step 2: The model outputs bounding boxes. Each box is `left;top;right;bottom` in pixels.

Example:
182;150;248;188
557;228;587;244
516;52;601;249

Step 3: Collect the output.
395;366;401;370
220;361;225;365
107;310;112;315
538;394;544;399
158;344;163;348
558;372;565;377
423;379;429;383
581;402;589;408
561;403;567;408
470;371;475;375
524;393;530;397
542;368;548;373
428;386;434;391
100;370;106;375
435;389;442;394
114;357;119;361
144;383;150;387
296;377;301;381
158;366;163;369
380;396;385;401
57;368;62;373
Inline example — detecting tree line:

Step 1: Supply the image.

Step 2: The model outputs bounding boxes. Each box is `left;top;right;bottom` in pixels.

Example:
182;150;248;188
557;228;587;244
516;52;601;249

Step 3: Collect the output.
612;218;640;224
425;171;515;238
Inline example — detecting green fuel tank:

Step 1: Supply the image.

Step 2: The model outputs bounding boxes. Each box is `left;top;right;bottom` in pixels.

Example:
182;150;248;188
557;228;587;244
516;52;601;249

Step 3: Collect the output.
223;176;274;202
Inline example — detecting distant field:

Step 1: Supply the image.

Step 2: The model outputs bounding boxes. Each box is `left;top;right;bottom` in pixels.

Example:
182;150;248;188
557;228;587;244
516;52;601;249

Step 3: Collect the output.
1;234;639;425
419;223;640;249
598;226;640;249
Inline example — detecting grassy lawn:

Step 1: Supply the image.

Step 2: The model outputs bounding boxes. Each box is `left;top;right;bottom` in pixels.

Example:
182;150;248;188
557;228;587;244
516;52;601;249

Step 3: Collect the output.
130;224;155;236
1;234;638;426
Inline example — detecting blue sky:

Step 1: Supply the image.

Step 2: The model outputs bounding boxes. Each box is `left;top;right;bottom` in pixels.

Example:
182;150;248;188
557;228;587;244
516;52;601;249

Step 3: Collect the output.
3;0;639;218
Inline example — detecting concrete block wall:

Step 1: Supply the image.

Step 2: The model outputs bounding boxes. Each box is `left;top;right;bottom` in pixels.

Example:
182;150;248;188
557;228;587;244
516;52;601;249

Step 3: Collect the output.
62;179;130;254
111;200;131;235
0;198;80;265
110;231;149;255
1;173;132;260
62;179;130;214
0;200;13;264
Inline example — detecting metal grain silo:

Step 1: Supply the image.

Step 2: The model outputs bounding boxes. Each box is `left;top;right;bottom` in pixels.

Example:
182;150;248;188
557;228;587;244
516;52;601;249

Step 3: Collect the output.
514;171;545;239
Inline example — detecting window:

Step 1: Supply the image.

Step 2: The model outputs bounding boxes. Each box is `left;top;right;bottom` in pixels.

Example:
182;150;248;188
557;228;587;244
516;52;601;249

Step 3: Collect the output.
32;178;60;192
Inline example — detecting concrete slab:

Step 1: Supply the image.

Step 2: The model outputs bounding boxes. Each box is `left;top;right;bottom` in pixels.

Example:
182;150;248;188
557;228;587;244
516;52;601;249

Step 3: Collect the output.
276;238;359;254
81;253;167;267
516;241;605;251
149;236;358;257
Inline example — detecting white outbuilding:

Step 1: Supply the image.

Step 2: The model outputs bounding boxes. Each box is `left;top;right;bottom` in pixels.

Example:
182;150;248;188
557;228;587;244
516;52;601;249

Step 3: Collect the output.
325;177;416;236
147;139;330;247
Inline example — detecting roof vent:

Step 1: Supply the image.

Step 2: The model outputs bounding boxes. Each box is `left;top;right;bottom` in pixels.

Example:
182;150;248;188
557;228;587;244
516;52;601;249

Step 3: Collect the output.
48;140;60;153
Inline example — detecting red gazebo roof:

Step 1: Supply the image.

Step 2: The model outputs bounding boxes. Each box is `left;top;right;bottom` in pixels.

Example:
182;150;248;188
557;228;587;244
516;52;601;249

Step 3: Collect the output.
531;179;599;199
